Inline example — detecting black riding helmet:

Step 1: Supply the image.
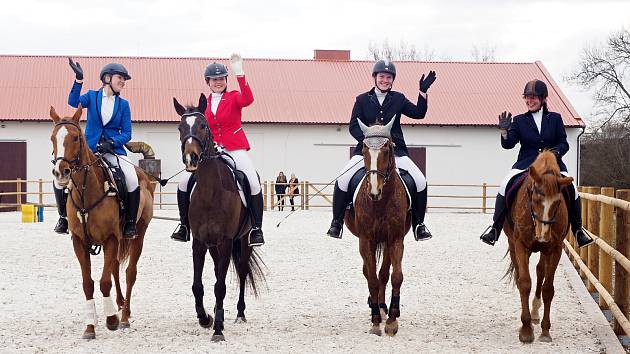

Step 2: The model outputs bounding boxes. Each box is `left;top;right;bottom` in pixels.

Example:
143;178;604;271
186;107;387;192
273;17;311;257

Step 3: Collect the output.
523;79;548;99
100;63;131;82
204;62;229;80
372;59;396;79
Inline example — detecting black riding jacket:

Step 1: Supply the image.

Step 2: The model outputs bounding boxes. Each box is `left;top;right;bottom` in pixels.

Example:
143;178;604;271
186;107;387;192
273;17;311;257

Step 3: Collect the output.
349;87;428;157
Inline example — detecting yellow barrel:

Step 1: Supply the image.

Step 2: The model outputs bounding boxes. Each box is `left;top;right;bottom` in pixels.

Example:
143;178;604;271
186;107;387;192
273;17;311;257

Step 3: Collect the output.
21;204;36;223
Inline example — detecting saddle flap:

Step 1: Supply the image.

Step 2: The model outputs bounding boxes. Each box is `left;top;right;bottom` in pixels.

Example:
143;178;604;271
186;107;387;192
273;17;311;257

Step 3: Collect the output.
505;171;529;210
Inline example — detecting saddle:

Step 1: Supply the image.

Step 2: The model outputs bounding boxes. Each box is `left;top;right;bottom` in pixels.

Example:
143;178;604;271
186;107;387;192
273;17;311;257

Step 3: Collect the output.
346;167;414;211
99;156;128;217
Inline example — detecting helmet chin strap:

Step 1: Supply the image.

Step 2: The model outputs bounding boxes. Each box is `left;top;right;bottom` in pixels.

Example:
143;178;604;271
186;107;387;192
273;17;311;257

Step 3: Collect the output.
374;78;392;93
102;76;120;96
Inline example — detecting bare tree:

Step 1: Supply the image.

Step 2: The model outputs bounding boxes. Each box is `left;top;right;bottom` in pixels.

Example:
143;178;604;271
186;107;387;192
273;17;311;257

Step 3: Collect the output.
580;123;630;189
471;43;496;62
367;39;434;61
567;28;630;129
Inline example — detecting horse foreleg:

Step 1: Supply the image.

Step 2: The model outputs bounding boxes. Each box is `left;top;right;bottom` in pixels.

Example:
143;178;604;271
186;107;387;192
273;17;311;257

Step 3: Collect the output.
119;236;144;328
192;238;212;328
377;249;391;318
211;242;233;342
100;236;120;331
71;235;96;340
235;240;251;323
385;238;404;337
359;238;381;336
515;245;534;343
531;256;546;325
539;249;561;342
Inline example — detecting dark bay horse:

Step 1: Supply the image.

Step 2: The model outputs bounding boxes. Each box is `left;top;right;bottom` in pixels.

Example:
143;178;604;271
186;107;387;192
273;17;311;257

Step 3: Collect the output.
174;94;265;342
503;150;573;343
50;105;155;339
344;118;411;336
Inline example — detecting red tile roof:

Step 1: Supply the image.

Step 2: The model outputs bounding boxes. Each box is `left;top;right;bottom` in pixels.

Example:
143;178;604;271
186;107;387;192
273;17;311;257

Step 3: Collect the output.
0;55;584;127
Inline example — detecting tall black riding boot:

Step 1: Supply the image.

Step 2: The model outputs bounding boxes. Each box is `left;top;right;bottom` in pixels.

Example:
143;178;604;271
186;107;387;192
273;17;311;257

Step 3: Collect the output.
412;187;432;241
248;192;265;246
570;196;593;248
171;189;190;242
123;188;140;239
480;194;507;246
53;185;69;234
326;183;348;239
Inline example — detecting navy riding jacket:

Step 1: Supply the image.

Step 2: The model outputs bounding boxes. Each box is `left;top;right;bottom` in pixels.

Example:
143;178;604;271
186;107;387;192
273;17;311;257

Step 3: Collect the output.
501;108;569;172
349;88;427;157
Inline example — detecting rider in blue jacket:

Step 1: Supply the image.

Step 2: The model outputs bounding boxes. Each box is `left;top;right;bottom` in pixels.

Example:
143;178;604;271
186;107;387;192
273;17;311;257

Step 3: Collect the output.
52;58;140;239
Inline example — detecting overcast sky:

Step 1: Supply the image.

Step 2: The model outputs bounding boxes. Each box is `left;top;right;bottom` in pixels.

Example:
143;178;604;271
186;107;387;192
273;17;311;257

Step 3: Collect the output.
2;0;629;125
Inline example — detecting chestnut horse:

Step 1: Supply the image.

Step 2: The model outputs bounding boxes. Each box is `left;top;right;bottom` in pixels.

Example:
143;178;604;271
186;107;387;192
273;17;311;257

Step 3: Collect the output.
344;118;411;336
50;105;155;339
503;150;573;343
174;94;265;342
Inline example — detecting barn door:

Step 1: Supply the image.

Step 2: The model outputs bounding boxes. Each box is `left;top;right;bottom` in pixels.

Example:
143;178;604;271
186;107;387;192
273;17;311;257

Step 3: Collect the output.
0;141;27;212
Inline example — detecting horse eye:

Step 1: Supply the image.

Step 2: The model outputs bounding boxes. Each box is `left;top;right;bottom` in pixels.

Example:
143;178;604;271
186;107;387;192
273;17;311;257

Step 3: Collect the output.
73;136;79;142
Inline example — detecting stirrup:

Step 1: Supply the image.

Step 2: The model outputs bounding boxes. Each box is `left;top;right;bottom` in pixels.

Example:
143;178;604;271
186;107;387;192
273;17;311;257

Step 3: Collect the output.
54;217;69;234
248;227;264;247
479;225;498;246
327;221;343;239
575;228;594;248
171;224;190;242
123;222;138;239
413;223;432;241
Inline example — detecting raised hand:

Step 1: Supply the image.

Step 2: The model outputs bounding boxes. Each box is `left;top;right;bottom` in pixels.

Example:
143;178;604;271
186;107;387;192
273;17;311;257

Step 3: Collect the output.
230;53;244;76
68;58;83;81
498;111;512;130
419;70;436;93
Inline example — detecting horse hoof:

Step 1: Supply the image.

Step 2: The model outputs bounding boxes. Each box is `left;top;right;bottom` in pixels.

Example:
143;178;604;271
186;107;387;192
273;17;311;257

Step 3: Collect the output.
369;325;382;336
106;315;119;331
234;316;247;324
385;320;398;337
519;331;535;343
539;334;552;342
82;331;96;340
198;314;213;328
119;321;130;329
211;334;225;342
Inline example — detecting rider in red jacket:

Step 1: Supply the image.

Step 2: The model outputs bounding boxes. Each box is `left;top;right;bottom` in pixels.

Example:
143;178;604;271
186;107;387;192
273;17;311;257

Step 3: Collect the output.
171;54;265;247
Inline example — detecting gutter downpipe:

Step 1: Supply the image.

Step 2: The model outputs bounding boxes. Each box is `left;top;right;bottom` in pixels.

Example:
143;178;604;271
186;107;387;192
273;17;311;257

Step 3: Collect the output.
576;125;586;186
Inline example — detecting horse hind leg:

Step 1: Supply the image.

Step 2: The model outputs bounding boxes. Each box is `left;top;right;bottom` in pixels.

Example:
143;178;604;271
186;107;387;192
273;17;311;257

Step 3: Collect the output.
385;239;404;337
235;240;251;324
531;256;546;325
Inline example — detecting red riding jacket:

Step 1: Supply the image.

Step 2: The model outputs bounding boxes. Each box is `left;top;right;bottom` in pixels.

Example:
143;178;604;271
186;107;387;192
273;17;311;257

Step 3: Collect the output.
204;76;254;150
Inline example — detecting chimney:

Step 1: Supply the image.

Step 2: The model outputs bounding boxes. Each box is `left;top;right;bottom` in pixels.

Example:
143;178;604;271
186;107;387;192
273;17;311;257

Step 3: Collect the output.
314;49;350;61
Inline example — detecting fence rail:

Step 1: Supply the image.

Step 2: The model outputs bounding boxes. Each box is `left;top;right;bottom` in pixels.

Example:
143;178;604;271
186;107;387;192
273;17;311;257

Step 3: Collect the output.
564;187;630;337
0;179;500;212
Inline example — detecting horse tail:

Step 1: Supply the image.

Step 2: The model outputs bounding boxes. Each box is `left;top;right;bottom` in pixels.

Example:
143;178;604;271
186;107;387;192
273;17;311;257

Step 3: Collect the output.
375;241;386;268
501;249;516;287
117;238;132;269
231;238;267;297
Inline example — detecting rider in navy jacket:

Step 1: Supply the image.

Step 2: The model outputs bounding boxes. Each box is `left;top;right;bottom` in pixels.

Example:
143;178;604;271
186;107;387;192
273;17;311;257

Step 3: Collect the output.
480;79;593;248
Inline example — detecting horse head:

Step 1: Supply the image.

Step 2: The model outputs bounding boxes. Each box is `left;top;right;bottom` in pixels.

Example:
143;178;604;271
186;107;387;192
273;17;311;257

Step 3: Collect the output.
50;104;85;187
174;94;216;172
358;118;396;201
526;150;574;243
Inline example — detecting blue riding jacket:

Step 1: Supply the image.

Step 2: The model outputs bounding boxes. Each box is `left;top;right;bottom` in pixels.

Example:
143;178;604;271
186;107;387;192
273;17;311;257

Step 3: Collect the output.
68;81;131;155
501;107;569;172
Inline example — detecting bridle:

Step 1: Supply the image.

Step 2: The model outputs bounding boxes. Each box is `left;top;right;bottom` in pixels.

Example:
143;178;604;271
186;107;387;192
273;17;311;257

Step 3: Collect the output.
51;121;84;168
364;137;395;186
180;112;220;163
527;172;562;226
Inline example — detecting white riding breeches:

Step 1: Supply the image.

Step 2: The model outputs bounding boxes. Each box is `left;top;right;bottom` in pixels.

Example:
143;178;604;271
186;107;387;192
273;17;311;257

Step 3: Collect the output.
336;154;427;192
178;149;261;195
104;154;139;191
498;168;577;199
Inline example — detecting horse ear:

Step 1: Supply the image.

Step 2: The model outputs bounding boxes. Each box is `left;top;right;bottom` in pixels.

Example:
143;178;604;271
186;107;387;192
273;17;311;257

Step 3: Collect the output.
198;93;207;114
50;106;60;123
528;165;542;183
557;176;574;187
357;118;369;135
71;104;83;123
173;97;186;116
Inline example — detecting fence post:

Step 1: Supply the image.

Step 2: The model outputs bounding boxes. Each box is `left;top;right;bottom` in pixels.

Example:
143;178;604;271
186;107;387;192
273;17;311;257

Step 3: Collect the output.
270;181;275;211
614;189;630;335
586;186;600;293
579;187;590;278
598;187;614;309
300;181;305;210
481;182;488;214
263;181;268;211
38;179;43;206
16;178;22;210
305;181;310;210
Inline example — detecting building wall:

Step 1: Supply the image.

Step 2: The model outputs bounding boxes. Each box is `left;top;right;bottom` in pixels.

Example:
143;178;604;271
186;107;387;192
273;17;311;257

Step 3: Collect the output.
0;121;582;208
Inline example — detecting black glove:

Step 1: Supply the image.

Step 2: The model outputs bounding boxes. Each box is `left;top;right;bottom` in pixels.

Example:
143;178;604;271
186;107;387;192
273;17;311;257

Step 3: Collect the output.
419;70;436;93
68;58;84;81
498;111;512;130
96;140;114;154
